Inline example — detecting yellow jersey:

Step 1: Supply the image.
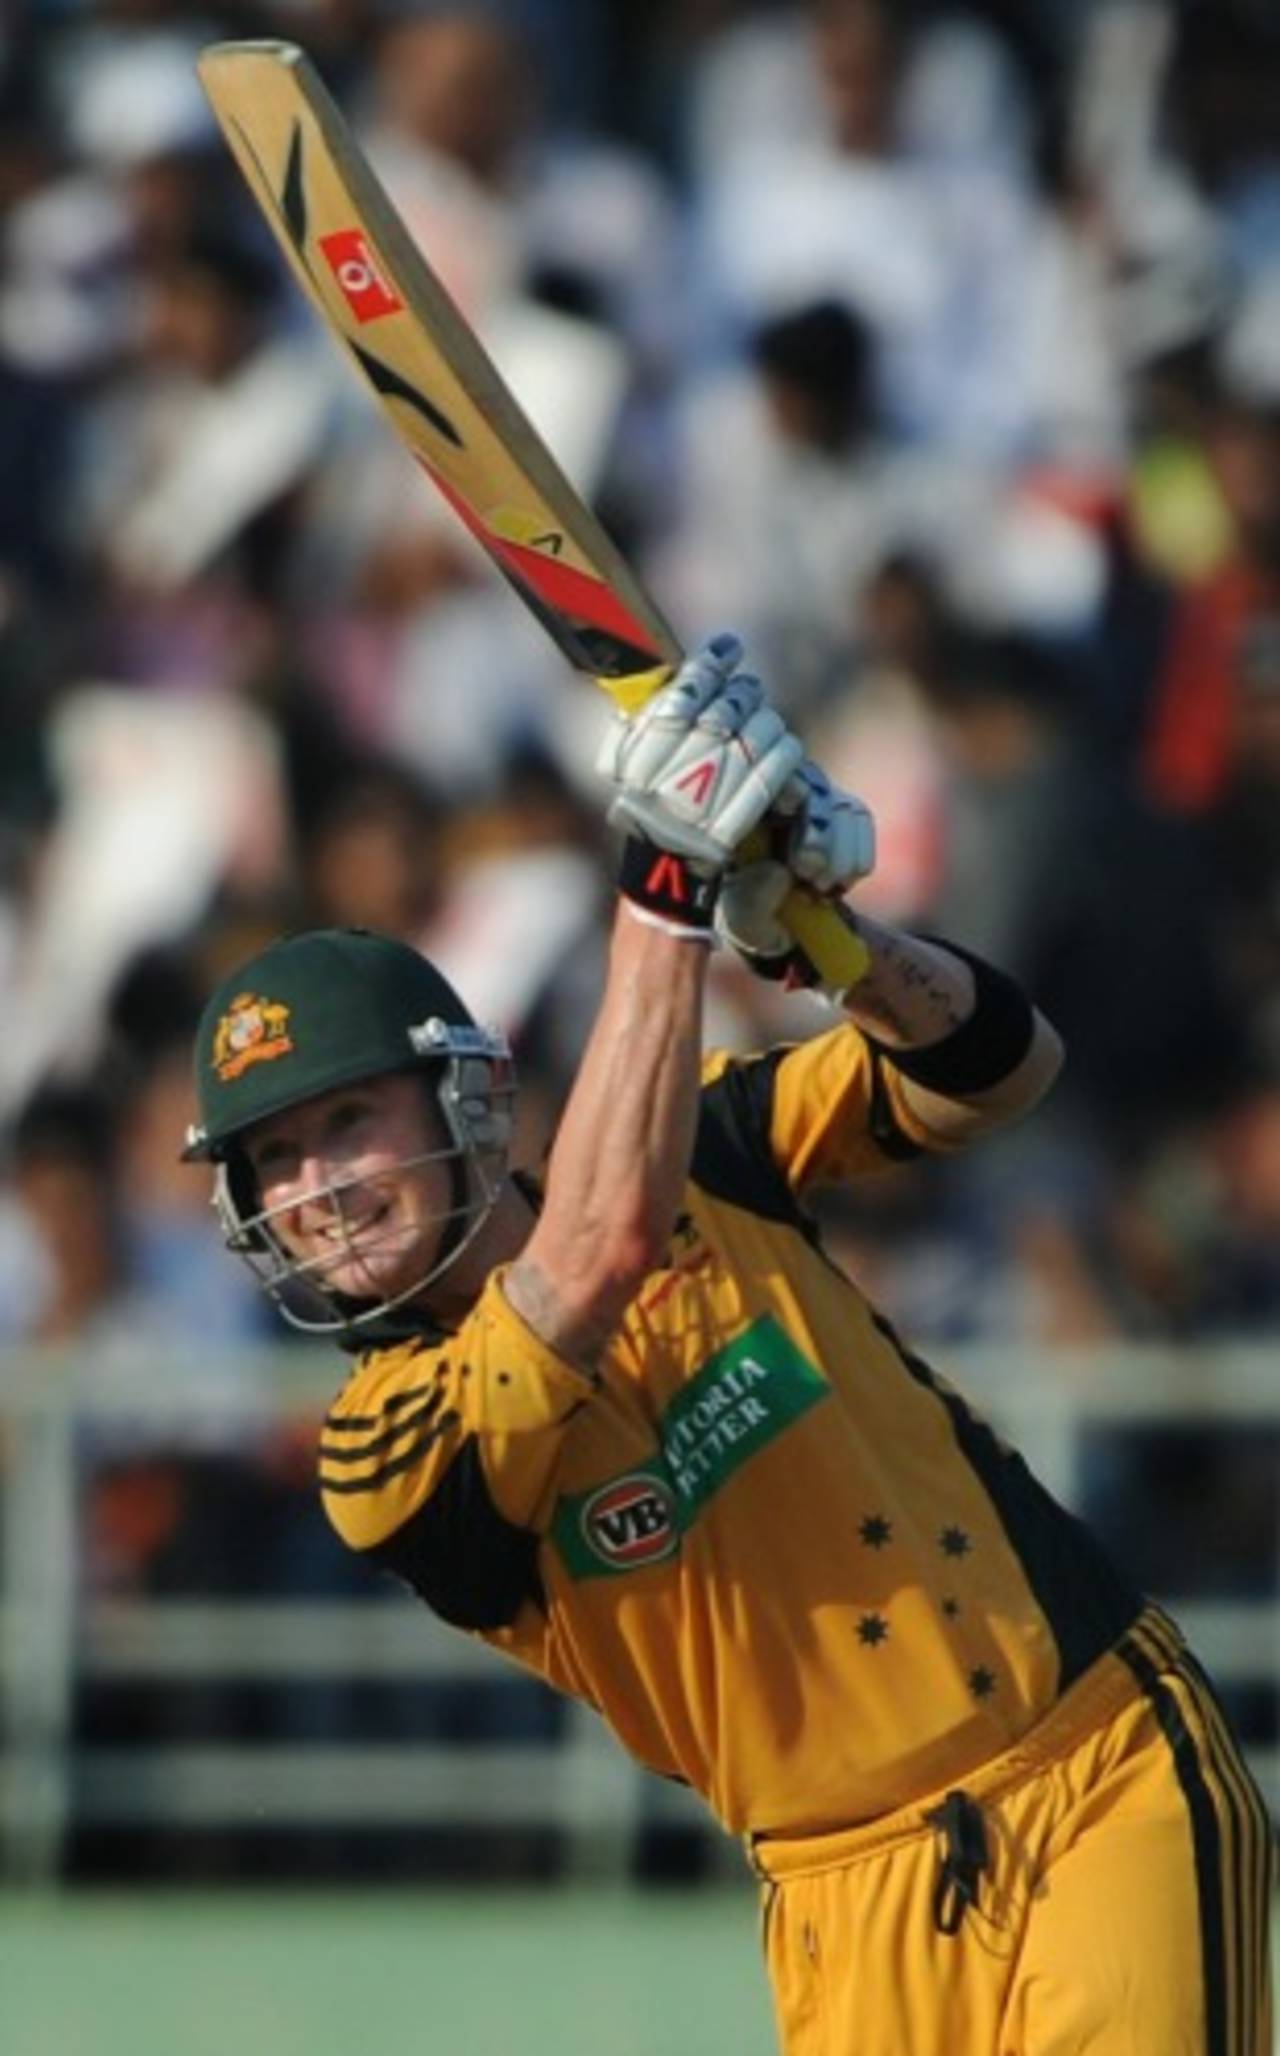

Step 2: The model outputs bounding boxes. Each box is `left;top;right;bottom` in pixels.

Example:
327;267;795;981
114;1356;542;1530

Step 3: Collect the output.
319;1023;1141;1836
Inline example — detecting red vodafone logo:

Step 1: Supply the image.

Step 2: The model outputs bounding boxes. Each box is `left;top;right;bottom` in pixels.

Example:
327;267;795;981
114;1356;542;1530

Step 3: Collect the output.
318;229;404;323
582;1474;679;1568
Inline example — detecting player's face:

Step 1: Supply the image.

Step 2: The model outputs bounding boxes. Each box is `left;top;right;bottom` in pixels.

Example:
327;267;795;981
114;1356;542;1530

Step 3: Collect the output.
242;1073;452;1303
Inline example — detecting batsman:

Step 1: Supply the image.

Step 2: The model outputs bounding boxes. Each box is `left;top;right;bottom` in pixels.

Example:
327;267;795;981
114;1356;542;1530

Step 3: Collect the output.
185;638;1274;2055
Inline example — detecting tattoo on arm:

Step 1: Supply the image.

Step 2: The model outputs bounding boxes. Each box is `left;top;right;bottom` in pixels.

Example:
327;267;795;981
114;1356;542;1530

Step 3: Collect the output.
502;1257;602;1376
854;988;913;1042
502;1256;566;1337
848;932;969;1048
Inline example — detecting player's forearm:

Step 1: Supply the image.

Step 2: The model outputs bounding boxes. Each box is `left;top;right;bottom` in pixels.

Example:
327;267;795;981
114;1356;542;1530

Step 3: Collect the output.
840;916;975;1048
843;913;1063;1140
504;903;706;1359
506;634;804;1356
546;904;705;1265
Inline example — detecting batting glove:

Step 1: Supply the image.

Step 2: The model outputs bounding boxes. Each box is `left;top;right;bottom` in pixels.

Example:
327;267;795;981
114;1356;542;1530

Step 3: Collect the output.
716;761;875;986
782;759;876;895
598;635;805;936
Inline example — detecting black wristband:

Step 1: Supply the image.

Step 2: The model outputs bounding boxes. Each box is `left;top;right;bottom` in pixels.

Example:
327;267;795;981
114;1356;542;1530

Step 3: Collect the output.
867;941;1035;1094
617;835;720;932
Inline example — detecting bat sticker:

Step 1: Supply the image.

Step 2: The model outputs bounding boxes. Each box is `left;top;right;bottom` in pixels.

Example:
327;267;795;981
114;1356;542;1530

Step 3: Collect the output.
318;228;404;322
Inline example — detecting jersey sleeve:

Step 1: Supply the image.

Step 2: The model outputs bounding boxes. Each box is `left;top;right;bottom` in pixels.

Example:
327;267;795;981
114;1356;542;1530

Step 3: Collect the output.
318;1273;593;1629
700;1022;963;1203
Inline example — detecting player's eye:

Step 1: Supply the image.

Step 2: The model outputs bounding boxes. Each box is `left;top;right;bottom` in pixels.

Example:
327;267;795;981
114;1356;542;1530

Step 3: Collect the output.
326;1098;374;1140
250;1137;300;1181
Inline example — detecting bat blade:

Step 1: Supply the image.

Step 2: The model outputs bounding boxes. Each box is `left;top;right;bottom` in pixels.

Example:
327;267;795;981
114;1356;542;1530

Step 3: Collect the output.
196;38;867;987
197;38;678;709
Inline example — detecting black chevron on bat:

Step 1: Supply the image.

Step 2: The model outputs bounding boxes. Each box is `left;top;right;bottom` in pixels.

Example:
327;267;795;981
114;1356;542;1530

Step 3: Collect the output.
233;115;465;451
281;119;308;253
349;341;465;448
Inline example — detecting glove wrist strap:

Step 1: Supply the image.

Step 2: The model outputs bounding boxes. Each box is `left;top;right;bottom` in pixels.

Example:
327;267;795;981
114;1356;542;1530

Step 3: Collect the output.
618;835;720;936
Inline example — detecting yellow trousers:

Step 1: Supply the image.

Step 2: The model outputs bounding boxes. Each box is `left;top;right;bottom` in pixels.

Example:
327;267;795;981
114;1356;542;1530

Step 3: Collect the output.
754;1612;1275;2056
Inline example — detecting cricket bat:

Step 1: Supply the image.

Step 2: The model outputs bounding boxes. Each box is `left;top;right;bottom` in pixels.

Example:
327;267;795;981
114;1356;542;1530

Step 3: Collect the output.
196;40;866;988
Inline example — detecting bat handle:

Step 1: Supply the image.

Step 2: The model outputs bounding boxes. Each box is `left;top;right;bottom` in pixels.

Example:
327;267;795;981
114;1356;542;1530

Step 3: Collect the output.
732;822;871;994
777;886;871;994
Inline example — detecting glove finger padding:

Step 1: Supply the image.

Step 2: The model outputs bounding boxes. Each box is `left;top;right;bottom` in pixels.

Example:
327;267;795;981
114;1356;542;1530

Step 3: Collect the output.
694;672;765;740
708;709;804;850
614;676;768;805
784;761;876;892
600;639;805;869
595;635;742;789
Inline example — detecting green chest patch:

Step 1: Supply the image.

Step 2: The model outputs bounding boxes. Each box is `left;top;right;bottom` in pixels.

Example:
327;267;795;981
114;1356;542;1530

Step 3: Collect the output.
551;1315;828;1580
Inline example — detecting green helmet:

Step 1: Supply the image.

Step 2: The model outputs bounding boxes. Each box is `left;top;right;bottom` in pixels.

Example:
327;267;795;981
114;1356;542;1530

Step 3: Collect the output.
184;927;490;1161
183;928;514;1334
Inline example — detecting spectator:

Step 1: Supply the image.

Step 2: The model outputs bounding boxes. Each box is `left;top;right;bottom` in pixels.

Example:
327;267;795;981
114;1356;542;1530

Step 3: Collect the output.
1105;1072;1280;1338
688;0;1061;458
295;759;444;942
2;1085;118;1344
64;222;337;680
1206;607;1280;1065
1143;389;1280;815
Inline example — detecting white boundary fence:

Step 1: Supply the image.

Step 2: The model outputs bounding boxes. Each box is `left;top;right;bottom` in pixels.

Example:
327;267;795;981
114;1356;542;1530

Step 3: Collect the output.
0;1342;1276;1885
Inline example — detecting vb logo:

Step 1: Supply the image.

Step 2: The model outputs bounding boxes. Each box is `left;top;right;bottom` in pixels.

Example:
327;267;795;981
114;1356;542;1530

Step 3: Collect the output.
319;228;404;322
581;1474;679;1568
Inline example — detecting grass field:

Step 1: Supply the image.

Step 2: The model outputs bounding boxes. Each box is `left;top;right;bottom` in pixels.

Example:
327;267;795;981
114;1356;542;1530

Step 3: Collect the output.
0;1887;776;2056
3;1888;1276;2054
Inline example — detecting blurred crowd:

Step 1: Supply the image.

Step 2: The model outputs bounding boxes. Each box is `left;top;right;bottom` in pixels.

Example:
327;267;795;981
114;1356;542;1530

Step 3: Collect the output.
1;0;1279;1631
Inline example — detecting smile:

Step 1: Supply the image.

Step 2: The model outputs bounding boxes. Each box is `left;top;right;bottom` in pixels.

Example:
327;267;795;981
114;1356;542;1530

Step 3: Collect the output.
319;1198;395;1249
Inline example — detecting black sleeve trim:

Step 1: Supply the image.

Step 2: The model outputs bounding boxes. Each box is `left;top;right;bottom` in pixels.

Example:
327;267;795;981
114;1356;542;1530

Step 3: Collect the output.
365;1435;544;1629
867;942;1035;1096
867;1046;925;1161
692;1054;809;1228
871;1310;1142;1688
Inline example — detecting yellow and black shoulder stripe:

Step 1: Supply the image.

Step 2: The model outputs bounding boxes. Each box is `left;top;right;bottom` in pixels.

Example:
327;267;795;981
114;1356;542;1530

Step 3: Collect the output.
317;1342;545;1632
318;1343;465;1551
319;1374;459;1498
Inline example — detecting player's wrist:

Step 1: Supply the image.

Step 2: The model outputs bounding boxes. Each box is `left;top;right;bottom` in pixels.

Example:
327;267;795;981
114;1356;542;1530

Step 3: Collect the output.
617;833;721;938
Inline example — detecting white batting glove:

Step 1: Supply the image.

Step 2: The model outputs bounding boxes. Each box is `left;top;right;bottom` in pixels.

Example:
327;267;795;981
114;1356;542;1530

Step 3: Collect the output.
716;762;875;988
715;858;795;961
596;634;805;872
779;759;876;894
